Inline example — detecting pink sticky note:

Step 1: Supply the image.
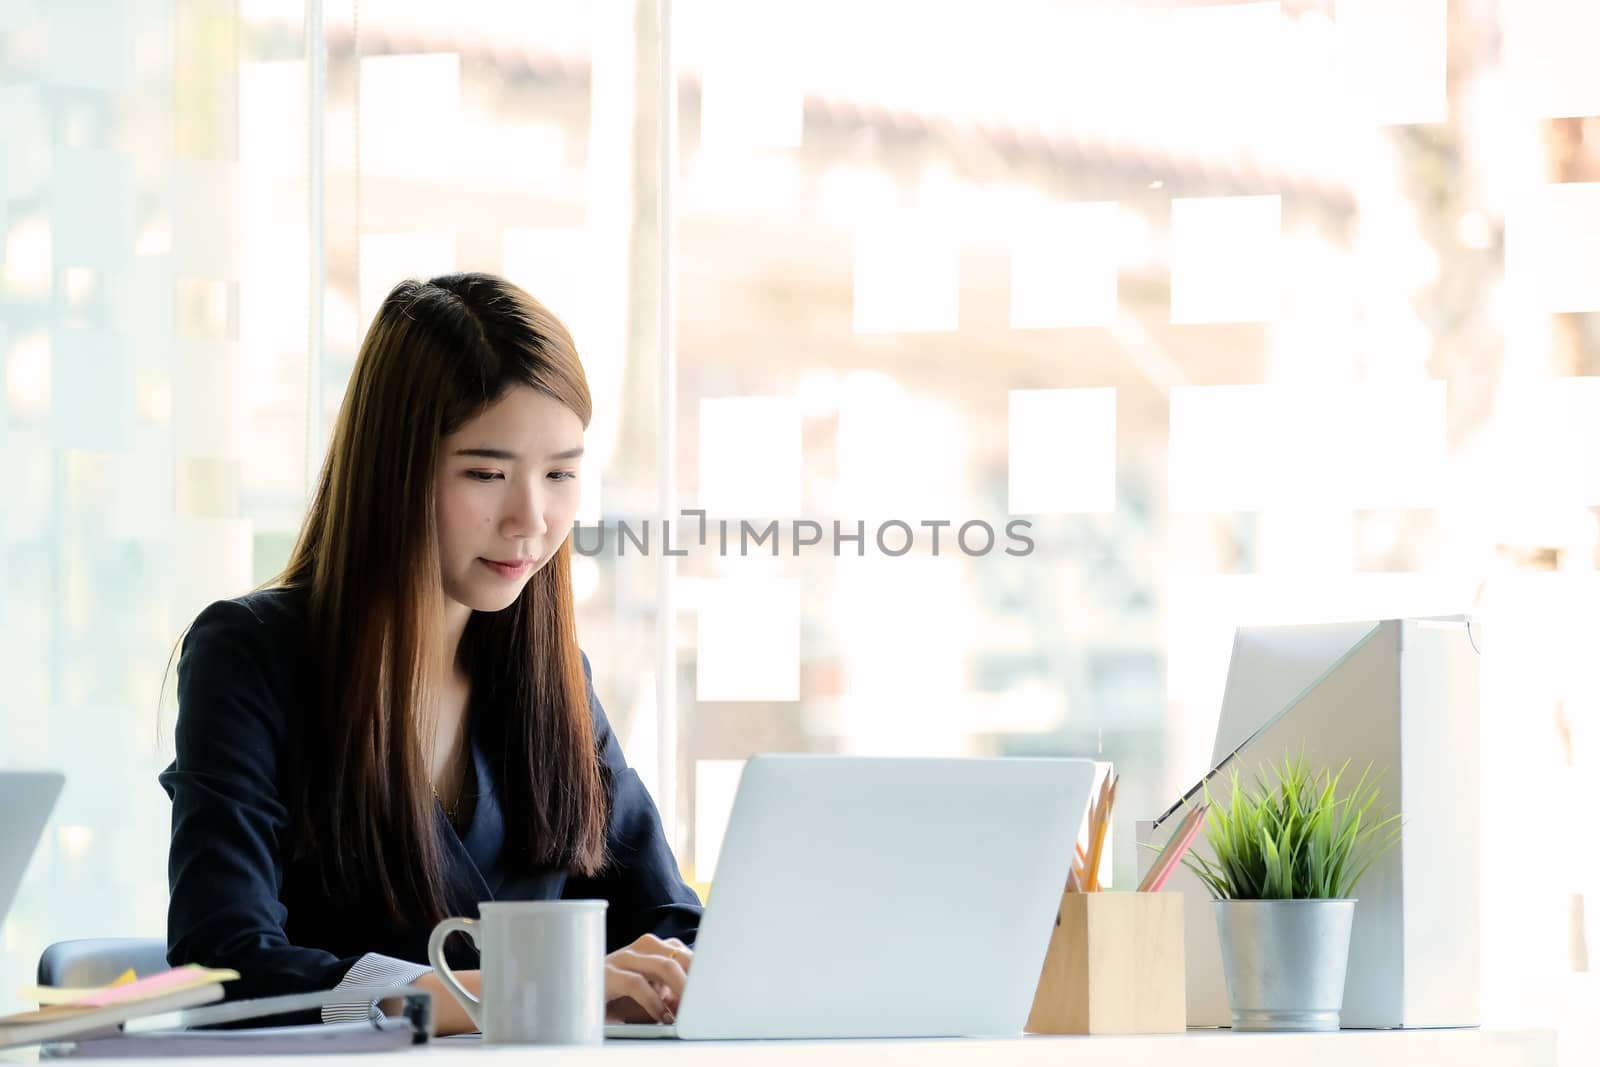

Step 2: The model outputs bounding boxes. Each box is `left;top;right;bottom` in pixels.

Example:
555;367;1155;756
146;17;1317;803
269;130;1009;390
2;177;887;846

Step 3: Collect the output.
76;966;212;1007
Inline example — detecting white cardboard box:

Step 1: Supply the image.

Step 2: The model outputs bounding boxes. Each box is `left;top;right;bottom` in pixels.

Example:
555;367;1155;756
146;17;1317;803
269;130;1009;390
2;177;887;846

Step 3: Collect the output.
1138;617;1481;1029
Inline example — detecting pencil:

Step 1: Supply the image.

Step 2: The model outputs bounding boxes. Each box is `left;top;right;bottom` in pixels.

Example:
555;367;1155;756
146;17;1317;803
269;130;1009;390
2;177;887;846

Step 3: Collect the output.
1138;803;1200;892
1140;802;1208;893
1083;777;1106;892
1084;772;1116;892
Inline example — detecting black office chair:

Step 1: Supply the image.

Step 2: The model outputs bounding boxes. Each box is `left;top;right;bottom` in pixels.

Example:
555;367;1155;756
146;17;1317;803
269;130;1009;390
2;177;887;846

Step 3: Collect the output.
37;938;169;989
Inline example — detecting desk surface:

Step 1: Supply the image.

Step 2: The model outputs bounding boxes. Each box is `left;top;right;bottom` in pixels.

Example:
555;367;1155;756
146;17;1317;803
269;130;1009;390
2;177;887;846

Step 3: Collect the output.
0;1027;1560;1066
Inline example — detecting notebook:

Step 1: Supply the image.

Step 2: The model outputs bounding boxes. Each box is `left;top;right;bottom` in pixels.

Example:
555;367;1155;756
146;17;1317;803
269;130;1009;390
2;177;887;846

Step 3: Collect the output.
3;985;434;1053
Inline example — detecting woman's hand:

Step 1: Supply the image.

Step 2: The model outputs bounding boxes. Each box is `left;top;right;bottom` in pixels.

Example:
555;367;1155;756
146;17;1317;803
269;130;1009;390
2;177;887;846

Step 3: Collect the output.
406;969;482;1036
604;934;693;1024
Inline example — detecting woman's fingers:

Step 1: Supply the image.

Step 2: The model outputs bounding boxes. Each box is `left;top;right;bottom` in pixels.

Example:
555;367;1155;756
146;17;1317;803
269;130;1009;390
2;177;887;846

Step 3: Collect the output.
610;948;689;1000
605;996;655;1025
629;933;695;972
662;937;693;970
604;935;696;1024
606;968;673;1023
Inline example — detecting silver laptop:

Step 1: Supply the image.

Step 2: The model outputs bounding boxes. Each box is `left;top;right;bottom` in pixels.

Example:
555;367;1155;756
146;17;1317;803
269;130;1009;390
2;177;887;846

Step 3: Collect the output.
0;771;65;923
607;755;1097;1040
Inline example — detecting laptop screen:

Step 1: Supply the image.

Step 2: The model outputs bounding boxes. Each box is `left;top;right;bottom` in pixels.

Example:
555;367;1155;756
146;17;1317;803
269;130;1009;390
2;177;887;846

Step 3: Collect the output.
0;771;65;925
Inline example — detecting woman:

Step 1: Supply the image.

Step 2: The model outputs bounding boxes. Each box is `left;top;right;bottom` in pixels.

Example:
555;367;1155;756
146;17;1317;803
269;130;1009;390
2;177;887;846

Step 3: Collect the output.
160;273;699;1033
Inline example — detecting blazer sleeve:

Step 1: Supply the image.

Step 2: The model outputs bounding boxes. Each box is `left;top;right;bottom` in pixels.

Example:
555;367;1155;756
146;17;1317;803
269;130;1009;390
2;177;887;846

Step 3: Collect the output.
563;653;704;950
160;599;365;1001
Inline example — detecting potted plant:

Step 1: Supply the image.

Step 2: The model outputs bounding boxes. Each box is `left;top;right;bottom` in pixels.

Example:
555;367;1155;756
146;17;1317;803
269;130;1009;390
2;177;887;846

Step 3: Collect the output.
1183;753;1401;1032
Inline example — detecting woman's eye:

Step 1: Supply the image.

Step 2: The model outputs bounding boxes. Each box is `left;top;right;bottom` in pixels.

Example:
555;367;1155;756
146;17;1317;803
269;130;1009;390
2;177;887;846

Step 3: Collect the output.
548;470;576;482
465;470;503;482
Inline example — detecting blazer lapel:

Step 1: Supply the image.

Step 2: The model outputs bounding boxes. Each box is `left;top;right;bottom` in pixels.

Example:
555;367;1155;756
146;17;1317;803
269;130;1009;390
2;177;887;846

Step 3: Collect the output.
460;728;506;897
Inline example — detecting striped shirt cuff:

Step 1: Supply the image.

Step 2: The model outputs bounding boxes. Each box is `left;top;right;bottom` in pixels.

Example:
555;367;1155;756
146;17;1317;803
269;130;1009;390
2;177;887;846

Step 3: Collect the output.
321;953;434;1024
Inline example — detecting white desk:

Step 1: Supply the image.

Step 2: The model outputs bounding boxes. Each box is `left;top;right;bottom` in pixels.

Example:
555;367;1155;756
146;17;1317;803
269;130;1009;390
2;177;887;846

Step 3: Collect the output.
1;1027;1559;1065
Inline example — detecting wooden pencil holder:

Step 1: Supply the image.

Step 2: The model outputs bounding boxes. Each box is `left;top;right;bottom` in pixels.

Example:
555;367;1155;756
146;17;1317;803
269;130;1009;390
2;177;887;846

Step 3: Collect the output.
1026;891;1186;1035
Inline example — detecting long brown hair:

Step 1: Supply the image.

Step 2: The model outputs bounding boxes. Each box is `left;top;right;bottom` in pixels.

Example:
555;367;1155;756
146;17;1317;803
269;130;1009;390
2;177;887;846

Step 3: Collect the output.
278;272;606;925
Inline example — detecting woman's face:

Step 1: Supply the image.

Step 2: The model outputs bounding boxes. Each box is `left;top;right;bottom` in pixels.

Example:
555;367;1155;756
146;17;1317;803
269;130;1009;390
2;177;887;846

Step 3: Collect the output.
434;385;584;615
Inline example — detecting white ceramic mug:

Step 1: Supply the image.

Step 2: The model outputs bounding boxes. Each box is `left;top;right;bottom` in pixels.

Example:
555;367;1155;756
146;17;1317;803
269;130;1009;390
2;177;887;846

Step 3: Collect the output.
426;899;608;1044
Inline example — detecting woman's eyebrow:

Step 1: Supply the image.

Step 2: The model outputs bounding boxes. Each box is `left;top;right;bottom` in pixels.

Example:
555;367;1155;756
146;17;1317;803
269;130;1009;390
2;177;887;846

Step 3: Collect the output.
453;446;585;461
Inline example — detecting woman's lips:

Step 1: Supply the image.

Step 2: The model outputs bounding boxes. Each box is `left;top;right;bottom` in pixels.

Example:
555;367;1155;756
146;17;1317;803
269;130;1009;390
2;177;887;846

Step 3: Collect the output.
480;557;533;580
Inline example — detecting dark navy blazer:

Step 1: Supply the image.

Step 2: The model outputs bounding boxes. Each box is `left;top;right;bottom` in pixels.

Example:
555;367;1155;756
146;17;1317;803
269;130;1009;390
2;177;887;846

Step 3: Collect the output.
160;585;701;1003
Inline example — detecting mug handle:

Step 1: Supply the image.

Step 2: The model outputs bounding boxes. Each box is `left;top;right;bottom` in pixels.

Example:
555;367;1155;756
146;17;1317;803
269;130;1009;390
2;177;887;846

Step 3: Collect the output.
427;916;483;1031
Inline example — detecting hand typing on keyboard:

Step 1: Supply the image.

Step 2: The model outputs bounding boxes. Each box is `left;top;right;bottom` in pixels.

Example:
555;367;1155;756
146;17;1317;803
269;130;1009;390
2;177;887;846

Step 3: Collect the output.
604;934;693;1025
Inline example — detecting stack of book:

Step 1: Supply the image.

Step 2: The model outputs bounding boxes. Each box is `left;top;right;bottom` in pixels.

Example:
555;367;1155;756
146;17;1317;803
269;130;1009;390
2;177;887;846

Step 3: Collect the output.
0;965;235;1049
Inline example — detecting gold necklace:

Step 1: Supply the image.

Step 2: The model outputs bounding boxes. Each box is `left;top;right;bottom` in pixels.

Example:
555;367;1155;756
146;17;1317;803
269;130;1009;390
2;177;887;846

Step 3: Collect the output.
432;781;460;823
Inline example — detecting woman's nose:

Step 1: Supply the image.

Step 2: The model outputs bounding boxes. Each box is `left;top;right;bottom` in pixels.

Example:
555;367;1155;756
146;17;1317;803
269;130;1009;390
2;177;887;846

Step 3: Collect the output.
502;482;548;540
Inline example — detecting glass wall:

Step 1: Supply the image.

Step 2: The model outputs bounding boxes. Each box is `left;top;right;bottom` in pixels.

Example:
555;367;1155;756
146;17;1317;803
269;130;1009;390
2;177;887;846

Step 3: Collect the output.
3;0;287;1006
2;1;1597;1056
666;7;1599;1054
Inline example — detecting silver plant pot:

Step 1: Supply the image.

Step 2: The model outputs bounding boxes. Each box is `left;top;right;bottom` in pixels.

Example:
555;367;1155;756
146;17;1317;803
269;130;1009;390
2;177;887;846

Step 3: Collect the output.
1213;899;1356;1032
